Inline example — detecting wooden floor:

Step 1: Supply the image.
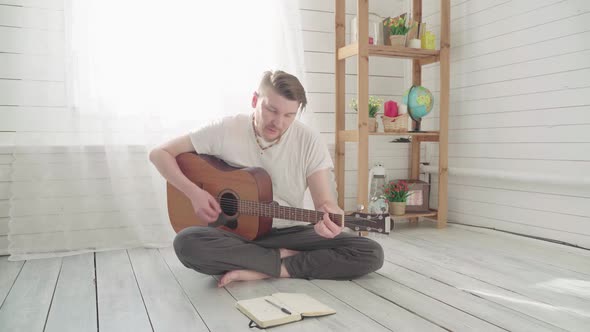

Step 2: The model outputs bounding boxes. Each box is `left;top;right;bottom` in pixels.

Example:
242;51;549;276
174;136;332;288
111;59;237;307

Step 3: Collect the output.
1;222;589;332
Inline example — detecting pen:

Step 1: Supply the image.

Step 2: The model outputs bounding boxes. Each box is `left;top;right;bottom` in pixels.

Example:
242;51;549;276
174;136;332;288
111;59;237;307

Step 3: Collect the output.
265;298;292;315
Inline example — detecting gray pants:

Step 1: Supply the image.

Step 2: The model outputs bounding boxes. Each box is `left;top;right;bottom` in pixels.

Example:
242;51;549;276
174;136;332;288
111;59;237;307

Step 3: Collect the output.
173;225;384;280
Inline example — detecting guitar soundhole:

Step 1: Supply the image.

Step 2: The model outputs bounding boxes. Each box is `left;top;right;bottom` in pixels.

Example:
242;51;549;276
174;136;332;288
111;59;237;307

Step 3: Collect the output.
220;192;238;216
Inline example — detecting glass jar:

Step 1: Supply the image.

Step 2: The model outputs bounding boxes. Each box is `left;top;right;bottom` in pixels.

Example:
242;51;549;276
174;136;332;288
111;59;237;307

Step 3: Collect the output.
350;12;383;45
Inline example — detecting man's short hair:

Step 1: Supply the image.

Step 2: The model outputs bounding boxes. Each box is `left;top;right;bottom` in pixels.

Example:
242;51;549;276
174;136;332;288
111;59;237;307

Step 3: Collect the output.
258;70;307;112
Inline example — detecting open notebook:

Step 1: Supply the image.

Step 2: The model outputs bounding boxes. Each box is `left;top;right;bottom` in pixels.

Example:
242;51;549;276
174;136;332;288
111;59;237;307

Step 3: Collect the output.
235;293;336;328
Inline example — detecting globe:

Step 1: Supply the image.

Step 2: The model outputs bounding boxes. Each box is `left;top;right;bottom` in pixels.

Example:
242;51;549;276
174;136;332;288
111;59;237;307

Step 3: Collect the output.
402;85;434;131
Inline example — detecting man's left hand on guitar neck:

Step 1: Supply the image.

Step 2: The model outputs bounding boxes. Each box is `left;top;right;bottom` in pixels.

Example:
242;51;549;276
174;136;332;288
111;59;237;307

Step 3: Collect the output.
314;203;344;239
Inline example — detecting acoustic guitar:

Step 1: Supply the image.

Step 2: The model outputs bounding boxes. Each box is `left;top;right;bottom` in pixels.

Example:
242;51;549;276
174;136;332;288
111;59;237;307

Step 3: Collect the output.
167;153;390;240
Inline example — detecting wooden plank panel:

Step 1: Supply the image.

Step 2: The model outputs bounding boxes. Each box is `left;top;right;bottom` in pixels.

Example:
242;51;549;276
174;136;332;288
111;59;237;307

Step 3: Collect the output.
0;54;65;81
0;217;8;235
303;31;335;53
95;250;152;332
0;257;24;307
446;157;590;179
158;247;253;332
448;211;590;249
423;30;590;79
0;258;62;332
0;183;9;199
9;224;172;261
427;171;590;198
424;48;590;88
435;182;590;217
424;0;511;30
0;200;8;218
377;260;561;331
299;0;403;16
451;87;590;117
312;278;447;331
44;253;96;332
423;106;590;132
426;0;588;52
431;69;590;108
378;236;587;331
10;194;160;216
11;177;154;199
422;224;590;275
127;248;208;332
0;80;66;106
11;160;153;181
354;271;505;331
391;228;590;312
10;131;158;146
0;0;64;10
9;209;162;238
0;235;8;255
0;5;63;30
0;26;64;55
445;142;590;160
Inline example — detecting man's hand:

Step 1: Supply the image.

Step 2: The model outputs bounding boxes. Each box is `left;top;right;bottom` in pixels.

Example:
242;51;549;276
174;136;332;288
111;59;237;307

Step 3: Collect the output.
189;187;222;223
314;203;344;239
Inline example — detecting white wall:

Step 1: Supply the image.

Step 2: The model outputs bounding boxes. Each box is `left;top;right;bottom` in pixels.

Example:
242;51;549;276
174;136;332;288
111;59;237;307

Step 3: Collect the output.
0;0;68;254
0;1;168;257
420;0;590;248
1;0;588;253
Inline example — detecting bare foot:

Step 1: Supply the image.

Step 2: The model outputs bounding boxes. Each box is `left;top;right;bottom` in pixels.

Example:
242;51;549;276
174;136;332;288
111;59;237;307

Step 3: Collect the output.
217;269;271;288
279;248;300;259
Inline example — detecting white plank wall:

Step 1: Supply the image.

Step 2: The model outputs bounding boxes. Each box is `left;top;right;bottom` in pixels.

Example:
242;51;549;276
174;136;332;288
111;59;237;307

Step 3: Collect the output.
0;1;173;258
2;0;588;255
0;0;68;255
418;0;590;247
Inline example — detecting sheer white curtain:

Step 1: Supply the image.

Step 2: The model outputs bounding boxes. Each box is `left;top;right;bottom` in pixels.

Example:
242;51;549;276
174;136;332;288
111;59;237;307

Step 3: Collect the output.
8;0;306;260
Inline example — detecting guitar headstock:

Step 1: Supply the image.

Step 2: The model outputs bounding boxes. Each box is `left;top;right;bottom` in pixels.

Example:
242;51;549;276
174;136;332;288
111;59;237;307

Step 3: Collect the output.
344;212;391;234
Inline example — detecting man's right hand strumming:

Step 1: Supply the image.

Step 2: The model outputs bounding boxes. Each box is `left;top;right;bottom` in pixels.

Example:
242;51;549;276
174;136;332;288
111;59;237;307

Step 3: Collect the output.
190;187;222;223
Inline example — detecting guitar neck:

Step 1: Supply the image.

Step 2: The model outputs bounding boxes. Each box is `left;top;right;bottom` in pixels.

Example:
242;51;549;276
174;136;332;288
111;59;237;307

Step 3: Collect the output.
236;200;343;226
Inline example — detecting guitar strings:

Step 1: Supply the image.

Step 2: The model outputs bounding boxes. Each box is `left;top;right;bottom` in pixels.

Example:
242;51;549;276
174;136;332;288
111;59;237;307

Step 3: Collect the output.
213;197;388;232
213;197;384;224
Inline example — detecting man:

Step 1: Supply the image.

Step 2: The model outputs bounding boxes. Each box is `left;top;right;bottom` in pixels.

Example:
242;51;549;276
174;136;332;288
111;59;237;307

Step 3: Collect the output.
149;70;383;287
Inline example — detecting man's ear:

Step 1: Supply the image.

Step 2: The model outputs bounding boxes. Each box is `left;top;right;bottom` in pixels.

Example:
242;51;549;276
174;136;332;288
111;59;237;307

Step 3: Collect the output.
251;92;259;108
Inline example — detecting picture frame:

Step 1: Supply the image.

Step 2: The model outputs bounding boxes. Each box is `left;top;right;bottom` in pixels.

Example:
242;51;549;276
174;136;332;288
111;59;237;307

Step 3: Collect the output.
404;180;430;212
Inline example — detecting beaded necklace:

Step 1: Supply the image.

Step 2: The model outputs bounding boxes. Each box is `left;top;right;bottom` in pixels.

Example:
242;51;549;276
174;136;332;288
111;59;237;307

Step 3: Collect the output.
251;114;281;154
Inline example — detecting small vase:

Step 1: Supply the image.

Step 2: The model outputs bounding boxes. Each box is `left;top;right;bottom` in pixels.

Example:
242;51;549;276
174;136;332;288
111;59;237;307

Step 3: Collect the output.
389;201;406;216
389;35;406;47
368;117;378;132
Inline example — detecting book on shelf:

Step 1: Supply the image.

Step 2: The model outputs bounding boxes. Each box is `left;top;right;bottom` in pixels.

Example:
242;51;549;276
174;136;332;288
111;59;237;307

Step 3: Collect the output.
235;292;336;328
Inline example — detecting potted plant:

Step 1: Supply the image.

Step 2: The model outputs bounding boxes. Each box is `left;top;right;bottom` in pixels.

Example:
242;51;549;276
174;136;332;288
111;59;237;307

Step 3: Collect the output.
383;180;412;215
384;15;412;47
350;96;383;132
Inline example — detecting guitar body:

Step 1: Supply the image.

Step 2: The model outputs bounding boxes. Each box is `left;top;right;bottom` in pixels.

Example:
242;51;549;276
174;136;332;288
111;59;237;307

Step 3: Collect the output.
167;153;273;240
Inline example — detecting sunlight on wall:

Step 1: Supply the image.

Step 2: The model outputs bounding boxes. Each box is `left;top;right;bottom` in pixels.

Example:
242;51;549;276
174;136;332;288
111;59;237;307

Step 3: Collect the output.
67;0;300;137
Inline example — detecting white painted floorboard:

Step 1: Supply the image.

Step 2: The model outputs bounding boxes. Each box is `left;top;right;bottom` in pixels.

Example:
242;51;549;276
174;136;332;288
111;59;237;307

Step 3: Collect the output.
0;223;589;332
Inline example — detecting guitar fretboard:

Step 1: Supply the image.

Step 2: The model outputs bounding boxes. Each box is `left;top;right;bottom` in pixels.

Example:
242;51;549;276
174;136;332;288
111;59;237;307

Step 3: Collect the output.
233;199;343;226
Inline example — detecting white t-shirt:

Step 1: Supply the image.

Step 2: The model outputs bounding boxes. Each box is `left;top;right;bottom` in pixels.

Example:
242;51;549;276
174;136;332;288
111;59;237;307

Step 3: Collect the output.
189;113;334;226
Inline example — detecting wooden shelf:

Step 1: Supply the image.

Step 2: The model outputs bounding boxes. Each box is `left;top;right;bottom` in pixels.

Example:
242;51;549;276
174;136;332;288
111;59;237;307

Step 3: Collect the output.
338;43;440;63
334;0;450;228
390;209;438;220
338;130;439;142
369;131;439;137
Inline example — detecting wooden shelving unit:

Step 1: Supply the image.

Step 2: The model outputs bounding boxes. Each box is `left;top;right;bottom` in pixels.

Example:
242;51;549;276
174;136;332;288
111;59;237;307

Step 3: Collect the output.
334;0;450;227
